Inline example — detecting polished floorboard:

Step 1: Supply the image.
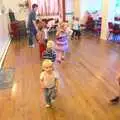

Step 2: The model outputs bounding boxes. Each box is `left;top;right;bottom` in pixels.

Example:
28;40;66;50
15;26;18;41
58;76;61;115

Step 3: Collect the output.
1;35;120;120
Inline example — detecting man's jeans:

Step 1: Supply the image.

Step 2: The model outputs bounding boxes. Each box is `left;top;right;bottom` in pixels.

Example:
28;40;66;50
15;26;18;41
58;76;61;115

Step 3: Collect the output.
28;28;37;46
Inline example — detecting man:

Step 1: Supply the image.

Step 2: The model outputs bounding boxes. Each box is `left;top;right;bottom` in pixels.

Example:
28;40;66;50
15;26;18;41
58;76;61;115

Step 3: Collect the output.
28;4;38;47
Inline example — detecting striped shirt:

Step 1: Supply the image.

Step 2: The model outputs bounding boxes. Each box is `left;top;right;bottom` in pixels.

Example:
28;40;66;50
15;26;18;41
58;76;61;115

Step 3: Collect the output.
43;49;56;62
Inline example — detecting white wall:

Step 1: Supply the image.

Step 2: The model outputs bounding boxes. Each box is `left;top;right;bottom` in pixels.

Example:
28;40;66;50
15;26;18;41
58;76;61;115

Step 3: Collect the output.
0;0;3;6
3;0;27;20
0;14;11;67
3;0;19;13
81;0;102;18
0;0;3;14
0;0;11;67
108;0;116;22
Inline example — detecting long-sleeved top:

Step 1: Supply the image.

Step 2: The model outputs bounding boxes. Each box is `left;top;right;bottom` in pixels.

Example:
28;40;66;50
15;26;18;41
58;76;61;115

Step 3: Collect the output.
43;49;56;62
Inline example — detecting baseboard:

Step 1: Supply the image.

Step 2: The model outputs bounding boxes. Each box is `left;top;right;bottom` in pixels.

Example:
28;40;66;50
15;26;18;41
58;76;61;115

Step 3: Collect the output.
0;38;11;68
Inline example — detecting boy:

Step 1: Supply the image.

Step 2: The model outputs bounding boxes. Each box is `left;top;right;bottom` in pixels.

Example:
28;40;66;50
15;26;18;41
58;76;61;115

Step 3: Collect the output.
43;41;56;62
40;60;59;107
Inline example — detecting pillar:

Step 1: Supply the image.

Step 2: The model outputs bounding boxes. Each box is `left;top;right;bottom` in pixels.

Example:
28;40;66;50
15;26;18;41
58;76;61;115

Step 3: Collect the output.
73;0;81;18
100;0;116;40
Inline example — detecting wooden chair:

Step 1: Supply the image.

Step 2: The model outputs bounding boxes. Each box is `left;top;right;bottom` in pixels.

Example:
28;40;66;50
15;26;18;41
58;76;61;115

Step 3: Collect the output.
10;21;27;40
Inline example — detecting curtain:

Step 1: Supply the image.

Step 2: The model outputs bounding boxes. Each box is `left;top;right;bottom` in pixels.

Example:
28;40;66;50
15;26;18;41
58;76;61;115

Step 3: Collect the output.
30;0;63;16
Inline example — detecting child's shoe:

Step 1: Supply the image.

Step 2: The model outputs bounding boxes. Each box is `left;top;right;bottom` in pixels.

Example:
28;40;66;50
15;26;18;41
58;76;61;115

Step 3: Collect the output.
57;60;61;64
45;104;50;108
32;44;35;48
110;96;120;104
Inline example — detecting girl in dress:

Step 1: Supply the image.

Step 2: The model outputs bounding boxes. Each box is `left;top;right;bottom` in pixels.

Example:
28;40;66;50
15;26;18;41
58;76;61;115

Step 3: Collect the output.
55;22;69;63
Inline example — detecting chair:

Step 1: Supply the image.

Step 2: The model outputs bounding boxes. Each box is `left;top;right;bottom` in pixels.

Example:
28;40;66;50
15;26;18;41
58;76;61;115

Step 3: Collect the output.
93;20;101;36
107;22;120;42
10;21;27;40
17;21;27;39
114;17;119;21
107;22;114;40
85;16;95;32
10;21;20;40
112;24;120;42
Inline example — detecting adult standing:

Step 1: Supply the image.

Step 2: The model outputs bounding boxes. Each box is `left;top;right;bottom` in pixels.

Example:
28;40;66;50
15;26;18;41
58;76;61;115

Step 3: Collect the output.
27;4;38;47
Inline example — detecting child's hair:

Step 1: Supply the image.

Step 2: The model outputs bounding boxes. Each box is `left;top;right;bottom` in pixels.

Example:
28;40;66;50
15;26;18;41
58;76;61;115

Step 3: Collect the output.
42;59;53;70
47;40;54;49
60;22;69;32
32;4;38;9
60;22;65;28
36;20;43;30
36;19;40;24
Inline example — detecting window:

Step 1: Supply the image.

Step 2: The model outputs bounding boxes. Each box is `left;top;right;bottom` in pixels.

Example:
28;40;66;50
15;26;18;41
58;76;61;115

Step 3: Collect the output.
115;0;120;15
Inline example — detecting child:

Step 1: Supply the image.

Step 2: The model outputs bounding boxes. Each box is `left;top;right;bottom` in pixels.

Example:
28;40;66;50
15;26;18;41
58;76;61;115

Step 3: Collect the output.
43;40;56;62
110;75;120;104
64;22;73;40
71;17;81;40
55;22;69;63
36;20;46;58
42;20;49;45
71;16;76;39
40;59;59;107
75;17;81;39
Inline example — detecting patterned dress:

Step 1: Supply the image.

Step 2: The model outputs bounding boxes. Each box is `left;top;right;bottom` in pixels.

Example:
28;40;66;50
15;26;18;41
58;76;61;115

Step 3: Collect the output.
55;32;68;52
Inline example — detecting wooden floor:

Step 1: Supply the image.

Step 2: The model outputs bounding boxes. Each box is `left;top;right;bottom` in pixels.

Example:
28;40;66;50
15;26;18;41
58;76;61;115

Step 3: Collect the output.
1;35;120;120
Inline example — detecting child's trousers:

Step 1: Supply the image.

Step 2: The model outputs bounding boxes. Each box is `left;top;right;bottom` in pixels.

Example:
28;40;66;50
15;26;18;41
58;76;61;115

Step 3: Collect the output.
39;43;46;58
44;87;56;105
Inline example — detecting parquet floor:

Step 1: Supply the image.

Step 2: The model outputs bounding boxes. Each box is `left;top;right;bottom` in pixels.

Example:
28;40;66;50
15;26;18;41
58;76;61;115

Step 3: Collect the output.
1;35;120;120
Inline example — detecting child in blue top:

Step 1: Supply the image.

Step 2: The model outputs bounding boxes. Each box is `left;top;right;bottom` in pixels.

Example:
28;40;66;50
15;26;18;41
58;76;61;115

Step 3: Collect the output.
43;40;56;62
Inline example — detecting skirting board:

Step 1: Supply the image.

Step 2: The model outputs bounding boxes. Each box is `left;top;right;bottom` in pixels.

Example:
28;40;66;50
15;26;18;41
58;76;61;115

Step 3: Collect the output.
0;39;11;68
